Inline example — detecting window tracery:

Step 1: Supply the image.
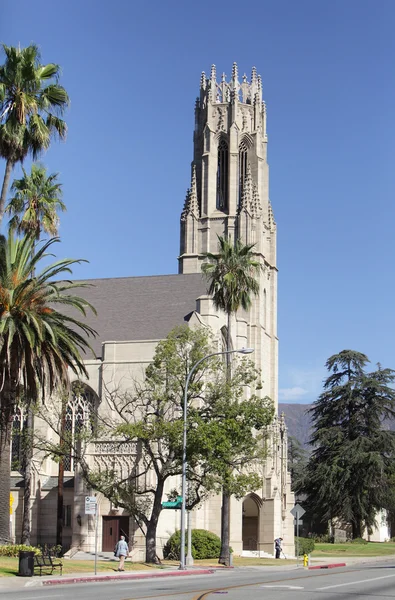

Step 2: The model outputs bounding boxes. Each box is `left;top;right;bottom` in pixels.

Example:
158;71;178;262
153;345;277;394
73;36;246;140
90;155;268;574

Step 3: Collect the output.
216;139;229;211
239;141;248;205
64;383;97;471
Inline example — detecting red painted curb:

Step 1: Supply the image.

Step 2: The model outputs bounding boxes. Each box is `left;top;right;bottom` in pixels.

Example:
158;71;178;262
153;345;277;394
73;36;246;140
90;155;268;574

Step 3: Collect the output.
308;563;346;570
42;568;215;586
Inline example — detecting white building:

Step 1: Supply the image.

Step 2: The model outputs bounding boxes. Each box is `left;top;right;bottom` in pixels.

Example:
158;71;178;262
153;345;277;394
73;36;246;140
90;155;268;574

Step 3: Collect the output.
10;63;295;560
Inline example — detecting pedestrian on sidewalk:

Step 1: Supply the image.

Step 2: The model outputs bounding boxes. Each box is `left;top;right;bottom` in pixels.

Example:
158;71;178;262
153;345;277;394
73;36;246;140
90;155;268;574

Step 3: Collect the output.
114;535;129;571
274;537;283;559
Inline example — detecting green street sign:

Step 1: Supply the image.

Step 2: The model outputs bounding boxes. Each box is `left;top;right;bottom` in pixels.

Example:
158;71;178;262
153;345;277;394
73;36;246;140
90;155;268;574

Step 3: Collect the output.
162;496;182;509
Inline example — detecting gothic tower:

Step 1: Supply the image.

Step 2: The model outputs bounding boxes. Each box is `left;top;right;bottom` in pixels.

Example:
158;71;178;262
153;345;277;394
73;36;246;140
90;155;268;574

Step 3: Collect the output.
179;63;278;409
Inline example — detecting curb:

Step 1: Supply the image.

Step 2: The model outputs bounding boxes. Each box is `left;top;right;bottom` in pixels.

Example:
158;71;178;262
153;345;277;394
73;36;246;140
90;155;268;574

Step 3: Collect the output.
42;568;215;586
308;563;346;570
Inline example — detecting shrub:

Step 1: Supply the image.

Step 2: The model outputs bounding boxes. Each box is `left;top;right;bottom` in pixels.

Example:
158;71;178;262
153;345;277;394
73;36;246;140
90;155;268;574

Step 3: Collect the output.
313;534;334;543
351;537;368;544
0;544;41;557
295;537;315;556
163;529;221;560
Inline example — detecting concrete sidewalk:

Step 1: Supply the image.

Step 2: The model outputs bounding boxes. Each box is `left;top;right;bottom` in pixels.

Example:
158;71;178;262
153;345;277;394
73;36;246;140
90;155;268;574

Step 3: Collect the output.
0;565;217;592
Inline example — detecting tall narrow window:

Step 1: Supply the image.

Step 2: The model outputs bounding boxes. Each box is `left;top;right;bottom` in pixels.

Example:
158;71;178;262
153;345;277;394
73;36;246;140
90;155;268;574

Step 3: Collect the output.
216;139;229;211
64;383;97;471
11;407;26;471
239;141;248;205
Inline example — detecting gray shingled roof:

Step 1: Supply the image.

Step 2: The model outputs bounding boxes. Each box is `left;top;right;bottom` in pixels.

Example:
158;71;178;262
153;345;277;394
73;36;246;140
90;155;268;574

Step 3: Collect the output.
72;273;208;358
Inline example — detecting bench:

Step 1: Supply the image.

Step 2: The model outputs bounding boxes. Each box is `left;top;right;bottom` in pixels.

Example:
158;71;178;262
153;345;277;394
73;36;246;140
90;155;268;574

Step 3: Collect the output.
34;553;63;576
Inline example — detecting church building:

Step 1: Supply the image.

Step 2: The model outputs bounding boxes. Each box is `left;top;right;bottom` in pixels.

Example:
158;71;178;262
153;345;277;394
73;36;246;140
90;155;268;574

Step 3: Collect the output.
10;63;295;560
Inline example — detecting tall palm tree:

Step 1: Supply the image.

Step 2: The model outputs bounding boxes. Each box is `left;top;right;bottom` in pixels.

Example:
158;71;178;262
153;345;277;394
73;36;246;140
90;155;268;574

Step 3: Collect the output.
0;44;69;221
6;163;65;240
202;235;262;565
5;164;66;544
0;233;96;543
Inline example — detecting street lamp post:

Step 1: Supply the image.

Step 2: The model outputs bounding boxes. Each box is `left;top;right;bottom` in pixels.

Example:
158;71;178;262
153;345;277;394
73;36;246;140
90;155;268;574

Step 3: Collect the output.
179;347;254;570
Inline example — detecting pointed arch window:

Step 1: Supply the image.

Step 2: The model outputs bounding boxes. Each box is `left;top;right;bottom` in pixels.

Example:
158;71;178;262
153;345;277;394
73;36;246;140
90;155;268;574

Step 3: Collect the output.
11;407;27;471
64;383;98;472
239;141;248;205
216;139;229;211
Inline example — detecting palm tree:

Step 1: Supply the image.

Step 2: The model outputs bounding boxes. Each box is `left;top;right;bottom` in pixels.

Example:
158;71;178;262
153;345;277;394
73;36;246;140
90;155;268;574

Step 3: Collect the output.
5;164;66;544
0;233;96;543
6;163;65;240
202;235;262;565
0;44;69;221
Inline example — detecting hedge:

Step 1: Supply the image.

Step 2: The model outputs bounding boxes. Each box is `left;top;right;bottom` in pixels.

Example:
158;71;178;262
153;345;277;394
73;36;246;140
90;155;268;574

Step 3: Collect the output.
295;537;315;556
163;529;221;560
0;544;41;557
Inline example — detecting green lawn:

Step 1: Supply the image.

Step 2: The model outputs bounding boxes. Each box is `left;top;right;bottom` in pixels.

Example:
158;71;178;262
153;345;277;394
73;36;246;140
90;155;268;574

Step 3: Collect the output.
1;543;395;577
313;542;395;557
0;557;158;577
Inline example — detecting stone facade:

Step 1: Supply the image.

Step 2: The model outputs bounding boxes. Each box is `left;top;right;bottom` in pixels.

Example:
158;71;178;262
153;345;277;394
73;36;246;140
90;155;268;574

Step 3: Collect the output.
10;63;295;560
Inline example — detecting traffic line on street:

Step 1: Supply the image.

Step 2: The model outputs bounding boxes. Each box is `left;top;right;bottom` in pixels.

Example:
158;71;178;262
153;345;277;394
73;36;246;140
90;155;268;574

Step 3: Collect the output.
261;585;304;589
317;573;395;590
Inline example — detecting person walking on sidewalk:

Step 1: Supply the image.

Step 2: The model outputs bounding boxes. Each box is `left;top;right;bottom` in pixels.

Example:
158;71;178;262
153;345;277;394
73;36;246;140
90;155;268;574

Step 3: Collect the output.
274;537;283;559
114;535;129;571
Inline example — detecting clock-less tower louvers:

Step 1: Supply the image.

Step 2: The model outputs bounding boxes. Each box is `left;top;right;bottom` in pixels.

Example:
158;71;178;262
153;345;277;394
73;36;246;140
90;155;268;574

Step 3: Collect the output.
179;63;278;409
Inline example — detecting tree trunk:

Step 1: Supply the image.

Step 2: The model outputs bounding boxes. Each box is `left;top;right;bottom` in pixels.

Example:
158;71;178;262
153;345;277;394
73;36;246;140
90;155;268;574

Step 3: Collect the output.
0;159;14;224
219;311;232;566
145;480;164;563
57;396;67;548
352;520;363;539
219;489;231;565
21;408;34;545
0;416;12;544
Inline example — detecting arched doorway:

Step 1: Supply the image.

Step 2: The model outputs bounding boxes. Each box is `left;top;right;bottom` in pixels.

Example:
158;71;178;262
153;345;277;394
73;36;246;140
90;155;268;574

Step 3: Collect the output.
242;495;260;550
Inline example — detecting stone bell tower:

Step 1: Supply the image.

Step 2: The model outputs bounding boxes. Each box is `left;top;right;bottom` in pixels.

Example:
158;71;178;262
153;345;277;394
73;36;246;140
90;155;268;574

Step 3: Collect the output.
178;64;295;556
179;63;278;410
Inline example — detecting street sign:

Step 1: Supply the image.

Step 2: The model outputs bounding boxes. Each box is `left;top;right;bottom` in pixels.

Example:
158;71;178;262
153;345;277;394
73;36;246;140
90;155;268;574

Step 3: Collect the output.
290;503;305;518
162;496;182;510
294;519;303;525
85;496;97;515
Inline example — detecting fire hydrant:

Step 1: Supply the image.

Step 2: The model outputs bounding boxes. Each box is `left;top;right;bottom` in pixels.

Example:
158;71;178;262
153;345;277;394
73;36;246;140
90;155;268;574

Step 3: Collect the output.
303;554;309;567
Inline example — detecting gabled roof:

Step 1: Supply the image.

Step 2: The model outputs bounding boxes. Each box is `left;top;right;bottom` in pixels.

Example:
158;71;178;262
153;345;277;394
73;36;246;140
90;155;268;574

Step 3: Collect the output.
72;273;208;358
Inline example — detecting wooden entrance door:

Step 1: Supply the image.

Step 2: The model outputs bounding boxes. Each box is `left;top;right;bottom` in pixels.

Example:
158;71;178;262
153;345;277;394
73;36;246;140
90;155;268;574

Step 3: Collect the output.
242;516;258;550
102;516;130;551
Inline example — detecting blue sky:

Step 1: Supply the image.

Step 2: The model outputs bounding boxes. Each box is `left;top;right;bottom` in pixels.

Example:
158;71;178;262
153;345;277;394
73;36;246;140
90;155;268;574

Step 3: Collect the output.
2;0;395;404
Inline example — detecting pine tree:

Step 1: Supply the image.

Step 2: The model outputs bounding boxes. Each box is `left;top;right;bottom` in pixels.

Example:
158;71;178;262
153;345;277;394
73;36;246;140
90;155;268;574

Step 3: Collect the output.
298;350;395;538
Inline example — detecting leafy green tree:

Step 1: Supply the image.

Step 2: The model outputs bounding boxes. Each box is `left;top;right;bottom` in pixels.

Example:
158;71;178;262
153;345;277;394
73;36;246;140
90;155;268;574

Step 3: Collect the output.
202;235;262;565
0;234;95;543
6;163;65;239
298;350;395;539
45;326;273;563
287;435;308;491
5;163;66;544
0;44;69;220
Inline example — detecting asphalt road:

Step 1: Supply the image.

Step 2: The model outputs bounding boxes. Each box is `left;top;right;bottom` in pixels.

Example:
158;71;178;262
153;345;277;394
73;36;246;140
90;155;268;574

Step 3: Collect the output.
3;561;395;600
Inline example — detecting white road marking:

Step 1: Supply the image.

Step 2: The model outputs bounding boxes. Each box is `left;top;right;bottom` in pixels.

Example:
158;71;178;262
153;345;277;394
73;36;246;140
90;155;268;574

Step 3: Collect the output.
20;596;63;599
318;573;395;590
261;585;304;589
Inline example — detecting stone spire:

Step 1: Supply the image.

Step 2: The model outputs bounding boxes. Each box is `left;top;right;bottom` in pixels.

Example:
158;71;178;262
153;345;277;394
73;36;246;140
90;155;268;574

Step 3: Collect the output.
209;64;217;100
252;183;262;217
268;199;276;230
240;164;253;212
250;66;258;99
181;165;199;221
200;71;206;90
